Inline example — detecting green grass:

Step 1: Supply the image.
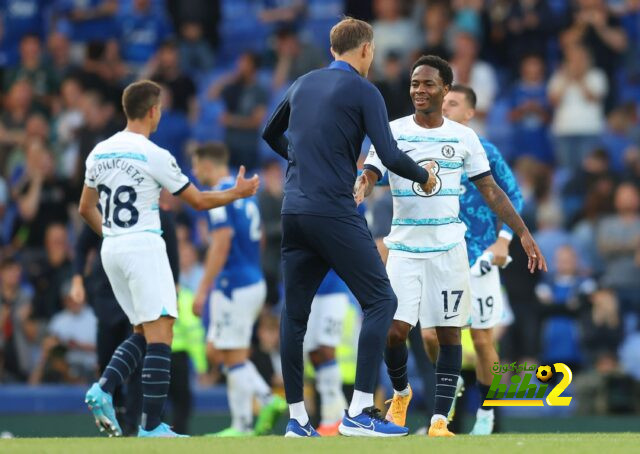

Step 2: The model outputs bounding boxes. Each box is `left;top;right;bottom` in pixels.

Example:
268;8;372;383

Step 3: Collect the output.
4;434;640;454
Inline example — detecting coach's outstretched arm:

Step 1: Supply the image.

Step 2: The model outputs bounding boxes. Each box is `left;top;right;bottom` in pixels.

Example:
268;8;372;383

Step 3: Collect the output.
472;174;547;273
178;165;259;210
362;84;429;185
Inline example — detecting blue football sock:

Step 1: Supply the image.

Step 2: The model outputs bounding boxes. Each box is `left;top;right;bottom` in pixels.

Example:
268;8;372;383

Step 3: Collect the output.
434;344;462;418
478;383;492;410
384;343;409;392
141;343;171;431
99;333;146;394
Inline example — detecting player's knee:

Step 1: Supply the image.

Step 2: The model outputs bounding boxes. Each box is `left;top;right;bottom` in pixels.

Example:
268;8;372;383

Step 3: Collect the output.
387;321;409;346
422;328;438;350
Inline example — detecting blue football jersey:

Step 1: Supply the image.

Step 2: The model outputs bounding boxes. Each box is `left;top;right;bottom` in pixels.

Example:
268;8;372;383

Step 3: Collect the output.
459;138;523;266
208;177;263;293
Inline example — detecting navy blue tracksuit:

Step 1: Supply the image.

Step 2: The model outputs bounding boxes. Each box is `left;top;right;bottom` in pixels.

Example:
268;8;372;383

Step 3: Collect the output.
262;60;428;403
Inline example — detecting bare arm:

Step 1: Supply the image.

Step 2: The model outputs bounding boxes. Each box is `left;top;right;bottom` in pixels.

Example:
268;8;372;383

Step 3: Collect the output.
178;166;259;210
473;174;547;272
222;105;266;129
77;185;103;237
193;227;233;315
17;176;43;221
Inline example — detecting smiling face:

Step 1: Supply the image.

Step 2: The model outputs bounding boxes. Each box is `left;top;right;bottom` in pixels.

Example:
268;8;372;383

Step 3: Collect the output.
410;65;448;115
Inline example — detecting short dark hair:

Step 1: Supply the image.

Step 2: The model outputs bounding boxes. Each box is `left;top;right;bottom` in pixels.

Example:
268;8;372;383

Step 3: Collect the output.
411;55;453;88
450;84;477;109
122;80;161;120
194;142;229;165
330;17;373;55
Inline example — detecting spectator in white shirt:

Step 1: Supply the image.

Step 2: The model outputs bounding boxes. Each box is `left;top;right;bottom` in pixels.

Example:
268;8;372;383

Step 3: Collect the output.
548;44;608;172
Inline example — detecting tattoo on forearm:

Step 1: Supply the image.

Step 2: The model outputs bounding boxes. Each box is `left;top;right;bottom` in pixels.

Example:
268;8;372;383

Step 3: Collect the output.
474;175;526;237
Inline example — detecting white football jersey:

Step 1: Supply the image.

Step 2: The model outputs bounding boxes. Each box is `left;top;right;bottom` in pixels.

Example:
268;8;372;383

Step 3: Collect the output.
364;116;490;258
84;131;190;237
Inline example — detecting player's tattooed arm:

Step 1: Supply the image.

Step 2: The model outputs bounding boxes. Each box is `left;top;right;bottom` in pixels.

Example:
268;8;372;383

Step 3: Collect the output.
354;169;379;205
473;174;547;273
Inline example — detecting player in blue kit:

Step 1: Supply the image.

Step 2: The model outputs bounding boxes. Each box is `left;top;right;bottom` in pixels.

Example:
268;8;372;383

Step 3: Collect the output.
304;269;350;436
422;85;524;435
191;143;286;437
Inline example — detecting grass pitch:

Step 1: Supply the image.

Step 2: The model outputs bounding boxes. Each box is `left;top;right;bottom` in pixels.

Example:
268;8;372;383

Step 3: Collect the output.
3;433;640;454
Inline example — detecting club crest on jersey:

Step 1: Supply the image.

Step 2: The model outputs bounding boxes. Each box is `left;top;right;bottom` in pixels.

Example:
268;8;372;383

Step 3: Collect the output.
441;145;455;158
412;160;442;197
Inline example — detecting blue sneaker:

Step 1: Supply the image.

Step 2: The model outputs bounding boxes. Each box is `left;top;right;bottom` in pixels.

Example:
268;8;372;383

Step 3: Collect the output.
138;423;189;438
339;407;409;437
85;383;122;437
284;419;320;438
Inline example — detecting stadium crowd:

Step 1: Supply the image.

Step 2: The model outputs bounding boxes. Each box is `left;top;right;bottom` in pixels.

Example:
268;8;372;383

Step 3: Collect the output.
1;0;640;420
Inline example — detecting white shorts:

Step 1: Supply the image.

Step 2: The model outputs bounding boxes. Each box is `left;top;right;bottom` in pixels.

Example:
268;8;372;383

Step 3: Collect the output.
469;265;505;329
388;242;471;329
304;293;349;353
101;232;178;326
207;280;266;350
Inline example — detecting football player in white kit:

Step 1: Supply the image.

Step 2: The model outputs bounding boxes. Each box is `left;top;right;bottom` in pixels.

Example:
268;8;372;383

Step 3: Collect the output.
78;80;259;437
354;56;546;437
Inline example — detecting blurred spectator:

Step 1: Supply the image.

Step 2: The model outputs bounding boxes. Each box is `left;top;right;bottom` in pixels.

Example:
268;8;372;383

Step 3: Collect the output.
450;31;498;134
46;32;76;87
70;42;122;108
251;311;283;388
166;0;221;51
150;84;191;169
271;27;326;91
54;0;119;45
0;0;47;67
596;182;640;318
178;21;215;74
417;0;452;60
599;102;638;173
258;0;306;30
208;52;268;172
548;44;608;171
0;178;7;221
178;240;204;293
563;148;616;224
149;41;197;118
0;257;37;382
452;0;484;39
566;0;627;103
25;223;73;321
534;198;573;277
70;90;120;191
508;54;553;164
374;51;413;121
53;77;85;177
29;281;97;384
536;245;596;371
257;160;284;306
582;289;623;369
118;0;173;68
3;35;58;106
371;0;419;76
503;0;555;74
13;142;74;250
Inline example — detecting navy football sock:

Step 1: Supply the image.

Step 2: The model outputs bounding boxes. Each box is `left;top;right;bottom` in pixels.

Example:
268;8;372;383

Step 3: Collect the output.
434;344;462;418
100;333;146;394
384;343;409;392
478;383;492;410
141;343;172;431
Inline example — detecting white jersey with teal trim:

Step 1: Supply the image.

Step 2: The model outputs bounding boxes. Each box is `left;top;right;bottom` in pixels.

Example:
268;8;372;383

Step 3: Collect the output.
84;130;190;237
364;116;490;258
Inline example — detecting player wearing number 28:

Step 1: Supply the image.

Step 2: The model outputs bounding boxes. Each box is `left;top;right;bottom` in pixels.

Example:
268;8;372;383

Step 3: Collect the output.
355;56;546;437
78;80;259;438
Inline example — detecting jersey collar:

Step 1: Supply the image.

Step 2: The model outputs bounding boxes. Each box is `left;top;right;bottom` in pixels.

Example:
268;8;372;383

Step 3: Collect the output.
329;60;359;74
